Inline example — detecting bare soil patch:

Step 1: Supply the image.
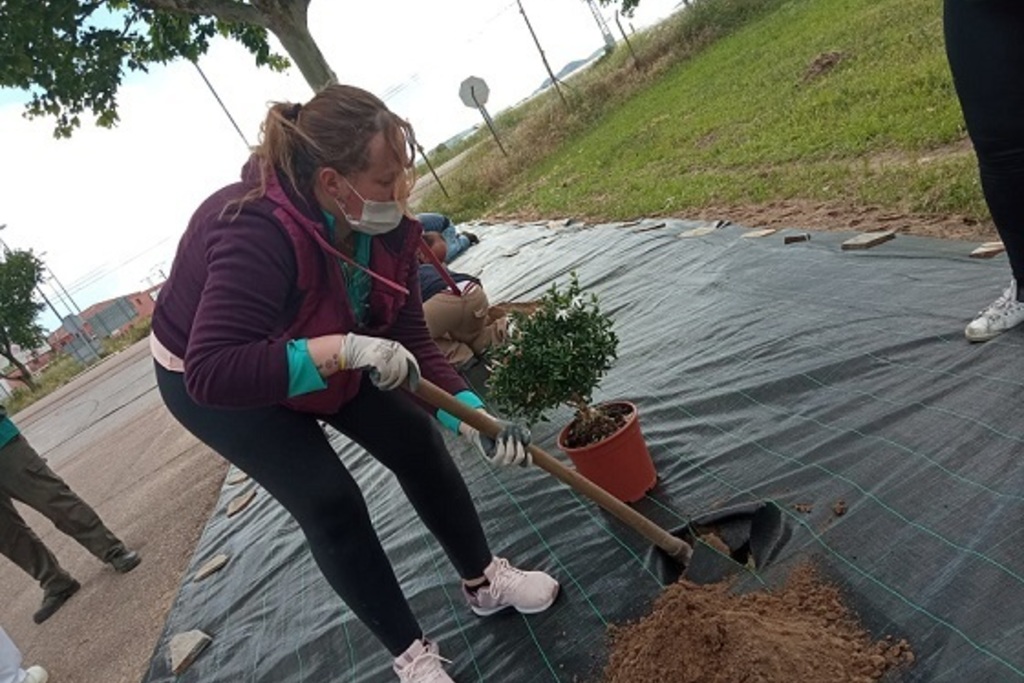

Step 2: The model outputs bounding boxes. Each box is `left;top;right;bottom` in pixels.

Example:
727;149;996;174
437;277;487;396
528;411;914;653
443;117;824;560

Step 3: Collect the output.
601;564;914;683
691;199;997;244
802;51;846;83
490;194;996;245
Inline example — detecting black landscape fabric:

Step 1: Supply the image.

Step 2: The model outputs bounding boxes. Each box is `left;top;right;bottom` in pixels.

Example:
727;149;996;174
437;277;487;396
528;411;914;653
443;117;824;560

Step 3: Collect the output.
143;219;1024;683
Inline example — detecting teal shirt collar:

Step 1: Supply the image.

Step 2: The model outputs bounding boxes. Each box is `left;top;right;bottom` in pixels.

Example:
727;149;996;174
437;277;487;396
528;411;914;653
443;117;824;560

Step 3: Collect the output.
322;211;373;325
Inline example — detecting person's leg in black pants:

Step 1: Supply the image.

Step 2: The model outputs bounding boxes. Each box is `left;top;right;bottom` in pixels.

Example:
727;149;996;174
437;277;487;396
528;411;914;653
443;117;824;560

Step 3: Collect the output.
156;365;492;656
321;377;493;582
945;0;1024;340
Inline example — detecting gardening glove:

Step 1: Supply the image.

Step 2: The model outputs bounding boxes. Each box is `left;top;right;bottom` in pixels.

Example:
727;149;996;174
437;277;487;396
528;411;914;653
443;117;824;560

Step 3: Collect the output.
459;410;533;467
339;333;420;391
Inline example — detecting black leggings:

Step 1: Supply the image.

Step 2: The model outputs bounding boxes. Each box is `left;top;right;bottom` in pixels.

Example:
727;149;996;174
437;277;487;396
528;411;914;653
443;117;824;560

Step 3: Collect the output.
155;364;492;656
945;0;1024;292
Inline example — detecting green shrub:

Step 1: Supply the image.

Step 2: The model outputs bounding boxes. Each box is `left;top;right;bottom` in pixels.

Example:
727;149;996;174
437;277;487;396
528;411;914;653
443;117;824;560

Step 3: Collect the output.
487;273;618;431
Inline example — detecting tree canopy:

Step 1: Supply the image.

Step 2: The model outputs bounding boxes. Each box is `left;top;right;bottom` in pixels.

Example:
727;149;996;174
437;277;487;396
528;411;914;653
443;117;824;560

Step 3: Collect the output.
598;0;642;18
0;249;46;389
0;0;336;138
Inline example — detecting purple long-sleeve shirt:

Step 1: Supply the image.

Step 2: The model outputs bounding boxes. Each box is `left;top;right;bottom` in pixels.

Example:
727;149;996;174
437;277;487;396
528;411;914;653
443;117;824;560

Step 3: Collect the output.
152;164;466;411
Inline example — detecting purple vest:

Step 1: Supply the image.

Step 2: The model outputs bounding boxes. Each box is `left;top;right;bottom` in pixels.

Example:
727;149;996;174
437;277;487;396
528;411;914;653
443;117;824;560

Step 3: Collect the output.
263;172;422;414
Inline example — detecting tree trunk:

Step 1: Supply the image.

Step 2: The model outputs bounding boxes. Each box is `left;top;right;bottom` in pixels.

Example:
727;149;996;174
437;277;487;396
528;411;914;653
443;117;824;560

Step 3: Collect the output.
257;0;337;92
1;353;36;391
145;0;338;93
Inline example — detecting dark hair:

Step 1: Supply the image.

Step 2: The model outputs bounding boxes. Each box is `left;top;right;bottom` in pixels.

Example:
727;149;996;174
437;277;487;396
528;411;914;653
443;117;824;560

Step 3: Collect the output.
228;84;416;215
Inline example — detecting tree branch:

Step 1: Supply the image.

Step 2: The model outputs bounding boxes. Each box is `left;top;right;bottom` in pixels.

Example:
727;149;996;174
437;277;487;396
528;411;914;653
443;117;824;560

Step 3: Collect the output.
131;0;270;28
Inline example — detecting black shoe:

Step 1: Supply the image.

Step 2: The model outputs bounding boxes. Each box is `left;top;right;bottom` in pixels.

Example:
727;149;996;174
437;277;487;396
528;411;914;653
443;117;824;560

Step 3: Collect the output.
462;231;479;245
34;580;81;624
108;548;141;573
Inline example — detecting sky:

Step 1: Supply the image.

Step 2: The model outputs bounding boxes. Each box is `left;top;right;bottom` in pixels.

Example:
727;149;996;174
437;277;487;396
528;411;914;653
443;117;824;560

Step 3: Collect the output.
0;0;681;333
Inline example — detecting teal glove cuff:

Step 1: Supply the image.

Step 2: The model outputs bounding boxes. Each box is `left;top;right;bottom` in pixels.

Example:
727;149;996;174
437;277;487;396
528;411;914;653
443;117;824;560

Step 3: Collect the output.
286;339;328;398
437;390;485;433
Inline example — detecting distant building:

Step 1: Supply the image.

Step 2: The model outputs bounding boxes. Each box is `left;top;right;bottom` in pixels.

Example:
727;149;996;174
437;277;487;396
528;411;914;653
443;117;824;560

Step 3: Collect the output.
47;315;102;364
45;286;158;365
78;288;157;340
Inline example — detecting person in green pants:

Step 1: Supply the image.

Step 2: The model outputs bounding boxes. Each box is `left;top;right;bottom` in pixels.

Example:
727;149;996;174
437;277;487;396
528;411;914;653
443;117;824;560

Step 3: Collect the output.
0;405;140;624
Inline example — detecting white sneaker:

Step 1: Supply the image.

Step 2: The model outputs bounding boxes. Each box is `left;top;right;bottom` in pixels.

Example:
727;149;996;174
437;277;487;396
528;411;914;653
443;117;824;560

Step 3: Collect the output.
463;557;560;617
24;666;49;683
965;280;1024;342
393;638;453;683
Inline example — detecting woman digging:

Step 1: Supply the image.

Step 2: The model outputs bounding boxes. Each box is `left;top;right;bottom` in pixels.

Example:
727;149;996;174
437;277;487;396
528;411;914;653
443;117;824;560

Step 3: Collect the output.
150;84;559;683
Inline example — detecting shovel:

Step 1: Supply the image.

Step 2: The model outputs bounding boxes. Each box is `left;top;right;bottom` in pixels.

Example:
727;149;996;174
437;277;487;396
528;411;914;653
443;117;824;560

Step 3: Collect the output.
414;378;695;567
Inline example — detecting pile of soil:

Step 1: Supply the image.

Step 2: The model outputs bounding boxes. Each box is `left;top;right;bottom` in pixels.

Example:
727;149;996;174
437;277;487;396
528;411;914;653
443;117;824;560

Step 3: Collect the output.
601;565;914;683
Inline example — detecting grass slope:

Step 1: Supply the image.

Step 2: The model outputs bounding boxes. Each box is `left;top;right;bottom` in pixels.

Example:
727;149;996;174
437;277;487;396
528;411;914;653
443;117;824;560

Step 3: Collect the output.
420;0;984;224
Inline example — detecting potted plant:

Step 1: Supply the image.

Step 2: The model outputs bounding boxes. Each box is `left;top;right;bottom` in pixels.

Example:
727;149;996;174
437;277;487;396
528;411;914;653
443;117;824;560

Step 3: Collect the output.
486;272;657;502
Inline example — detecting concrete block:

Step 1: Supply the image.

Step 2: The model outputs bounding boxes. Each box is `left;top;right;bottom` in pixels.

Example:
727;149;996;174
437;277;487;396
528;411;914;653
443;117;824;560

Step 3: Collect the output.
841;230;896;250
970;241;1005;259
226;489;256;518
169;630;212;675
193;554;230;582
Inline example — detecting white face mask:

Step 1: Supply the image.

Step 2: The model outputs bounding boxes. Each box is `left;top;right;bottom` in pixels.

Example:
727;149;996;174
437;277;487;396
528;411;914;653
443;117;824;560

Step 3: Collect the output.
336;178;404;235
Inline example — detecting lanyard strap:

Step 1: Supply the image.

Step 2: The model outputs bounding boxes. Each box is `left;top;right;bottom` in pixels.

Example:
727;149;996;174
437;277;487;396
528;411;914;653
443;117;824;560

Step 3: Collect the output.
417;238;463;297
309;229;410;296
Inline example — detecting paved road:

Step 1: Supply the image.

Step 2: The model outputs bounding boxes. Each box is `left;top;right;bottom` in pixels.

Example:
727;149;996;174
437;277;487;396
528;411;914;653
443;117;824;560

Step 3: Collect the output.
1;338;227;683
16;341;162;465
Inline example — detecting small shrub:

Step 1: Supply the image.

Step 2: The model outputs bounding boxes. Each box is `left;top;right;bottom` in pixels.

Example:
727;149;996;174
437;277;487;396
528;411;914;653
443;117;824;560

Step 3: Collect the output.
487;273;621;445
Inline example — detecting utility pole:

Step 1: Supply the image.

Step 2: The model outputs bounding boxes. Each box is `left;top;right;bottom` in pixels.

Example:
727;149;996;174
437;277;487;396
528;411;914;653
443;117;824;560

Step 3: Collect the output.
517;0;569;109
46;265;113;338
194;62;251;149
413;138;450;199
614;11;642;71
47;267;83;316
43;276;76;318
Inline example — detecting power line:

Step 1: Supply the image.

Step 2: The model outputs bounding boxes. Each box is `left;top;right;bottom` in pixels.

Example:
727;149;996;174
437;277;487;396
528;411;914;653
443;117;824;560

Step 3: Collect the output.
66;236;175;295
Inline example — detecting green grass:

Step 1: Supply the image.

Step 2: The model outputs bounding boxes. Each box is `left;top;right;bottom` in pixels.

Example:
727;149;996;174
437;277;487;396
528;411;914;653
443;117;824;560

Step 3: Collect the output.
418;0;986;223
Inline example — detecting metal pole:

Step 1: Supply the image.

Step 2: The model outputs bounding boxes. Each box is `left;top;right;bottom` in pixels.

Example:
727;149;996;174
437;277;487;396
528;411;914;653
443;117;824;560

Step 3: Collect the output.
472;89;509;157
615;11;642;71
413;139;450;199
193;62;251;149
42;278;76;318
517;0;569;109
47;265;113;338
47;267;83;315
34;287;65;332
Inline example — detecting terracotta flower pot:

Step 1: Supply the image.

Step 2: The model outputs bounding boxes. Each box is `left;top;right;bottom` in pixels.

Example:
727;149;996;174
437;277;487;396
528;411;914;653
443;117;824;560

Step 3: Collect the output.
557;401;657;503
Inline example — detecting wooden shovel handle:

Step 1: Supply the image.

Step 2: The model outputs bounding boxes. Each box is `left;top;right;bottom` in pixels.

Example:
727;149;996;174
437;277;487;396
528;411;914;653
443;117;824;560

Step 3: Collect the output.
414;378;693;564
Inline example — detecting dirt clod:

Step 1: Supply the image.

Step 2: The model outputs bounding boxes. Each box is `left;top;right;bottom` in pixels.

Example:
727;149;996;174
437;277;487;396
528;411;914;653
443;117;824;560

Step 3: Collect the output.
601;565;914;683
